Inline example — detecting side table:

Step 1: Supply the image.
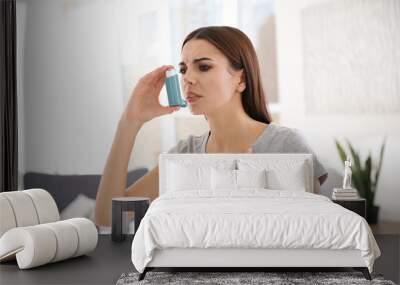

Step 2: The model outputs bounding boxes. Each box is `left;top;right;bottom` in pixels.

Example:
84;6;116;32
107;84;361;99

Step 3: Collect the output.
112;197;150;242
332;198;366;219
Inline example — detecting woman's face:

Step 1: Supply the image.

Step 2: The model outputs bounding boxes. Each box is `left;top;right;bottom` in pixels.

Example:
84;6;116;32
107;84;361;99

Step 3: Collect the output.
179;39;244;115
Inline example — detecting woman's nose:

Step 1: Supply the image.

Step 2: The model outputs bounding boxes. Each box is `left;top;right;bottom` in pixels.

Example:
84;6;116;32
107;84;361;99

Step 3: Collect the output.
182;69;196;85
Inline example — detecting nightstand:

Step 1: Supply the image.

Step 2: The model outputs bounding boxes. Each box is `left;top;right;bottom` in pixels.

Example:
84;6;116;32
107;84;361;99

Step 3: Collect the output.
332;198;366;219
112;197;150;242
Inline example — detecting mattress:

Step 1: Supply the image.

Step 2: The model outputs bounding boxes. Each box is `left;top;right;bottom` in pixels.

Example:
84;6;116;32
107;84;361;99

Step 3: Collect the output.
131;189;381;273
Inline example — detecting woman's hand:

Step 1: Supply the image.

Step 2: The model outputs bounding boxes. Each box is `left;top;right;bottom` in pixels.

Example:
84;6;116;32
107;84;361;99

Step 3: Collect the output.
121;65;180;124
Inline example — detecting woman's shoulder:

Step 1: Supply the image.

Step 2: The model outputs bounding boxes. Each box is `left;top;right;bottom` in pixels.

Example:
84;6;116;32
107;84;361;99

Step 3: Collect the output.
267;122;302;136
256;122;327;179
166;131;208;154
255;122;306;152
272;123;307;144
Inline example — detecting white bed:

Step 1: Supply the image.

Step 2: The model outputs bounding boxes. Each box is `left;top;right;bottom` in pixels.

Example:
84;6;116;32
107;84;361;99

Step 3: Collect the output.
131;154;381;280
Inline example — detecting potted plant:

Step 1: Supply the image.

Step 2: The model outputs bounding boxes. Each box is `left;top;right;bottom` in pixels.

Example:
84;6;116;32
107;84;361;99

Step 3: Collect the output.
334;138;386;224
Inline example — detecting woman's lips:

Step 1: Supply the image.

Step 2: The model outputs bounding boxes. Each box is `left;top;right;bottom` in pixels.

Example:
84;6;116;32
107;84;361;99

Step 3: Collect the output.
187;96;201;104
185;92;202;104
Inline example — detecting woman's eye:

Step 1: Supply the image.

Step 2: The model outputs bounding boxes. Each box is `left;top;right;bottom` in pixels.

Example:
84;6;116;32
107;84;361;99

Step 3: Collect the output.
179;68;186;74
199;65;210;72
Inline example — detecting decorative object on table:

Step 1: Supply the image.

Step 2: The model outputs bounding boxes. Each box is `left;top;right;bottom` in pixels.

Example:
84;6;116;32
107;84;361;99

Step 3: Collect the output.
116;271;395;285
112;197;150;242
332;188;359;200
0;189;98;269
332;156;360;200
335;138;386;224
332;198;366;219
343;155;353;190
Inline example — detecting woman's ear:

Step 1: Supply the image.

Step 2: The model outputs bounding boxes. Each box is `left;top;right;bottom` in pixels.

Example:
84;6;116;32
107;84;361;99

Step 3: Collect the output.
237;70;246;93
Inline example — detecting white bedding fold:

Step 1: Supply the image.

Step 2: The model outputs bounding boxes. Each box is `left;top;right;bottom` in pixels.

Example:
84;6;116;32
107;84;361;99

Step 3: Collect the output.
131;190;380;273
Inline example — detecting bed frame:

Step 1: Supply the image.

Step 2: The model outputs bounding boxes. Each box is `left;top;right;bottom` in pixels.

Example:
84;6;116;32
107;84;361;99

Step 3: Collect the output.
137;154;372;281
139;248;371;280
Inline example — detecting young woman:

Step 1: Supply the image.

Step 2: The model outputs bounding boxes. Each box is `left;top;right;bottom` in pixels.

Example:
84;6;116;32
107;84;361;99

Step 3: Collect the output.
95;26;328;226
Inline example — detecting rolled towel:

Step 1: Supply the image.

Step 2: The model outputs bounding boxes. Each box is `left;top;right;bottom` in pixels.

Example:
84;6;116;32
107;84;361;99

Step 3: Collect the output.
0;218;98;269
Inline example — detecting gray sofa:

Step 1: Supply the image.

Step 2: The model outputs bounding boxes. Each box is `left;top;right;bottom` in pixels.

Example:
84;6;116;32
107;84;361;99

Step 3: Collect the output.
23;168;148;212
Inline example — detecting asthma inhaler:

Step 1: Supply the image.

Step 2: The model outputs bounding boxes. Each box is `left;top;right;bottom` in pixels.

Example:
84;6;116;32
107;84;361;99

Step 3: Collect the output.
165;68;187;107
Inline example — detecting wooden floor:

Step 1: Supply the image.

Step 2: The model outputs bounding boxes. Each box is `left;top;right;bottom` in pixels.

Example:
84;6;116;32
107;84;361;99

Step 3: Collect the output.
1;222;398;284
0;235;134;285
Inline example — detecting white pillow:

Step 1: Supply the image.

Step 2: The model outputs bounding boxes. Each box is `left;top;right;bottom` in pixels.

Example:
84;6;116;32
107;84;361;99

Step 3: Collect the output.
60;194;96;222
211;168;236;190
211;168;268;190
266;162;307;191
236;169;268;189
167;162;211;191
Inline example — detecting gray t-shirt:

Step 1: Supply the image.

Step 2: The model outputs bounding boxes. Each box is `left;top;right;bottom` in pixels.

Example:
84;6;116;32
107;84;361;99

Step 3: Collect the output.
167;122;327;179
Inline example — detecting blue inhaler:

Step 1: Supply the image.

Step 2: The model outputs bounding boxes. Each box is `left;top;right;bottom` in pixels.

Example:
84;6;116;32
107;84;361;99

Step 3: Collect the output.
165;68;187;107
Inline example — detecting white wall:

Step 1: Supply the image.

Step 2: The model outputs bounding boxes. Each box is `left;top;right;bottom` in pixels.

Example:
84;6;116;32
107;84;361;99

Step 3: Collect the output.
276;0;400;222
20;0;124;175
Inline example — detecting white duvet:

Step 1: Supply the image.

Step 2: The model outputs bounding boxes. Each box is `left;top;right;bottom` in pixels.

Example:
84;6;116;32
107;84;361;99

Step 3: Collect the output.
131;189;380;273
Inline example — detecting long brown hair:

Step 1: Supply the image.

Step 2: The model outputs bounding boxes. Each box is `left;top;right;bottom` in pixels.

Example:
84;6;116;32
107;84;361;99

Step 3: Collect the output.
182;26;272;124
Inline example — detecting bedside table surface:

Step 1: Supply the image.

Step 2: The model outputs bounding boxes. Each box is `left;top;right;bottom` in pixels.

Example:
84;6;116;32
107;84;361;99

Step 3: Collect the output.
112;197;150;202
332;198;365;201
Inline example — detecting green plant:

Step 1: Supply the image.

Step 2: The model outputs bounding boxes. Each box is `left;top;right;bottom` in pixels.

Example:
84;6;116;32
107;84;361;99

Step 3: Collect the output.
334;138;386;209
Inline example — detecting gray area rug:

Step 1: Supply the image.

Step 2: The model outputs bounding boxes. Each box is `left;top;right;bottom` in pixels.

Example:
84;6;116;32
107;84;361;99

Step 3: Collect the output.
116;271;396;285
